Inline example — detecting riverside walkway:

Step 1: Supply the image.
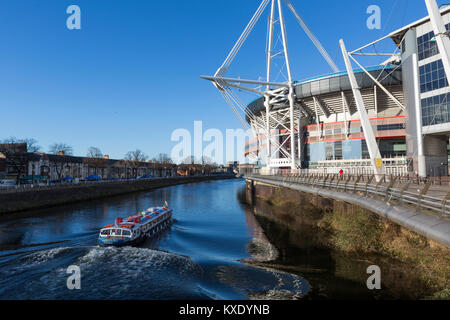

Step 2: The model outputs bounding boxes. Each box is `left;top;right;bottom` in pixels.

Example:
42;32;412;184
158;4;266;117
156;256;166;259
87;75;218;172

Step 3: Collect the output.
244;173;450;247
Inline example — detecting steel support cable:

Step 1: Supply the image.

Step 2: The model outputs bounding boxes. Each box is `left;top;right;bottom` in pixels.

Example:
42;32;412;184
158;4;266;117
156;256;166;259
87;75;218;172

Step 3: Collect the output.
374;34;406;82
265;11;271;58
224;87;292;159
221;93;248;129
348;54;405;111
350;31;406;84
218;84;249;129
220;3;267;74
224;85;259;120
283;0;339;73
216;0;271;77
223;91;249;129
382;0;399;32
225;87;291;159
274;58;288;83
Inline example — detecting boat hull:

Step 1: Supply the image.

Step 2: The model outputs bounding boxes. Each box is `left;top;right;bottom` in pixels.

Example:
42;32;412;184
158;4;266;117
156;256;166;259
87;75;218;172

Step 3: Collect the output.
98;209;172;247
98;234;146;247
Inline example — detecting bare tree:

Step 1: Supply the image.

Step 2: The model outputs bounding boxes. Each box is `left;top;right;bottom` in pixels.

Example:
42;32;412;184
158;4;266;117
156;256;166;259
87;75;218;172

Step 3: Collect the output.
49;143;73;155
153;153;173;165
2;137;41;152
0;137;41;184
23;138;41;152
0;153;24;184
52;158;71;181
112;160;127;179
124;149;148;178
87;147;103;158
201;156;216;176
84;147;106;176
182;155;199;165
151;153;173;177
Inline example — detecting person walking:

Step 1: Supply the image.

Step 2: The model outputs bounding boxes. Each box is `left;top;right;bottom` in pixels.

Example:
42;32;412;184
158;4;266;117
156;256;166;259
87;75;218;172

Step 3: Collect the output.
339;169;344;178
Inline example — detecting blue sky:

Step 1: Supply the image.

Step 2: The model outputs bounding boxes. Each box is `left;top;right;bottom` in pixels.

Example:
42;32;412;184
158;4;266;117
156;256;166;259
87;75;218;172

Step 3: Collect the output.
0;0;446;162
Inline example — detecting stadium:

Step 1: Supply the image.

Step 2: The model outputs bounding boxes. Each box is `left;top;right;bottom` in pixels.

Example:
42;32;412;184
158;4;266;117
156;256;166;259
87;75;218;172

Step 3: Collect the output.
203;0;450;177
244;65;405;175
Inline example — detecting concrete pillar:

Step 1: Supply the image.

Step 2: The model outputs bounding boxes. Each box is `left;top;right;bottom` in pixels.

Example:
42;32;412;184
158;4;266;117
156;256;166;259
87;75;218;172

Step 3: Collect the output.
423;135;449;176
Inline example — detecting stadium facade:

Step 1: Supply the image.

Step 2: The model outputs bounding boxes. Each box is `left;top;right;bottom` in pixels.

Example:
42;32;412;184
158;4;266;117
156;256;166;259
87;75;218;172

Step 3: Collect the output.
244;65;406;175
203;0;450;177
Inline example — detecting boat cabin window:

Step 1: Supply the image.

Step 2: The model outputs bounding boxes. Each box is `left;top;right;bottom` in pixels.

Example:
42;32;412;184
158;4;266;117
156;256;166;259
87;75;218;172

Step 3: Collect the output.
122;230;131;236
112;229;122;236
101;229;110;236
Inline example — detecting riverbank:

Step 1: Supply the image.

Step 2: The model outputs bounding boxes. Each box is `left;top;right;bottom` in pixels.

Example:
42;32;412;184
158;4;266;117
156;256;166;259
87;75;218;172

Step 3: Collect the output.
244;180;450;299
0;175;235;215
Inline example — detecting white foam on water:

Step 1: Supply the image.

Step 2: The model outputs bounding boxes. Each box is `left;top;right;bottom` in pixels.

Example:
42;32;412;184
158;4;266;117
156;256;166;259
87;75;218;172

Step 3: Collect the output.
11;246;204;299
247;238;279;262
0;247;72;276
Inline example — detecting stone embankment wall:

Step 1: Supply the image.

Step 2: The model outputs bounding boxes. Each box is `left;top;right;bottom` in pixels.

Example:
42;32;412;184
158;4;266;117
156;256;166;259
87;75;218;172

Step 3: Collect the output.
245;179;450;299
0;175;235;215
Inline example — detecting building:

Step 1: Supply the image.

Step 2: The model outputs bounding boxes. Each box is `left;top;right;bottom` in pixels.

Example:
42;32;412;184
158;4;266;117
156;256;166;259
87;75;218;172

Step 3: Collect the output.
389;5;450;177
204;0;449;177
0;154;6;179
0;143;178;182
244;65;406;175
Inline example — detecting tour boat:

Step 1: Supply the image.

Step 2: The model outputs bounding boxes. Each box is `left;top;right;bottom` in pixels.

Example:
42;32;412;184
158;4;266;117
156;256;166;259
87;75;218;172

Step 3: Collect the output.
98;202;173;247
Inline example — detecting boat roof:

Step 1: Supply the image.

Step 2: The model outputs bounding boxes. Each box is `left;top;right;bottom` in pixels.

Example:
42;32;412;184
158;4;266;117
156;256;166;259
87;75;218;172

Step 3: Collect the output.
102;207;168;229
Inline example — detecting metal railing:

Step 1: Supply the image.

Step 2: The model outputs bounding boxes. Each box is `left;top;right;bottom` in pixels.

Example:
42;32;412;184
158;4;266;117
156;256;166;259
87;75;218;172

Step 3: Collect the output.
245;172;450;218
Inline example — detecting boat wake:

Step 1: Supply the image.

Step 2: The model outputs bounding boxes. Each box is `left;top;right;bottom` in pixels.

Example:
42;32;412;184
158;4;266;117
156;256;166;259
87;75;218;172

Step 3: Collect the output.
0;246;206;300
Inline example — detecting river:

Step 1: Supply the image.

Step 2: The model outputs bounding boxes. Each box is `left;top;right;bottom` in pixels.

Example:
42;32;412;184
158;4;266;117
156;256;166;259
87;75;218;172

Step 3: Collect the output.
0;179;423;299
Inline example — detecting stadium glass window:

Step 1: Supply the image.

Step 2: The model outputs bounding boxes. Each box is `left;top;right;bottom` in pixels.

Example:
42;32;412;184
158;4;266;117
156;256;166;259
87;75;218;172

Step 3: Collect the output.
419;59;449;93
377;124;405;131
421;93;450;126
334;141;343;160
361;140;370;159
417;23;450;61
325;142;334;160
379;139;406;158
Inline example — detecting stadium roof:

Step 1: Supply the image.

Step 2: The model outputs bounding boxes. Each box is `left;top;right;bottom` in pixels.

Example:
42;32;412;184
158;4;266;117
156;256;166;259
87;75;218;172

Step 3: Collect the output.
389;5;450;46
247;65;402;119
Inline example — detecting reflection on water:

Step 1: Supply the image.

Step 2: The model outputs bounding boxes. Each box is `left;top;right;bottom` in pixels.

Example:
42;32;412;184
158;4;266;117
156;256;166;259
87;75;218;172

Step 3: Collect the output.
0;179;307;300
241;188;436;300
0;179;430;300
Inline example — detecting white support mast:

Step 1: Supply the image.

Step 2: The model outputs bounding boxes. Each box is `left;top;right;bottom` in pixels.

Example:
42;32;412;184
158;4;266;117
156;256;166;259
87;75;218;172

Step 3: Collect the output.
203;0;339;171
277;0;296;170
265;0;276;166
425;0;450;84
340;39;385;179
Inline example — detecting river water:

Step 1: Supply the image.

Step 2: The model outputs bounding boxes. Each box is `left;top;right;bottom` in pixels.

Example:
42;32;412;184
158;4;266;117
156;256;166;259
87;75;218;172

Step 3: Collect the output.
0;179;426;300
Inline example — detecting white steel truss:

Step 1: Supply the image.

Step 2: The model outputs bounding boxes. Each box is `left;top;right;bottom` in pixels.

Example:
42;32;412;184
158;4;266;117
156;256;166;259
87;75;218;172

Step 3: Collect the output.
202;0;338;170
340;39;385;180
